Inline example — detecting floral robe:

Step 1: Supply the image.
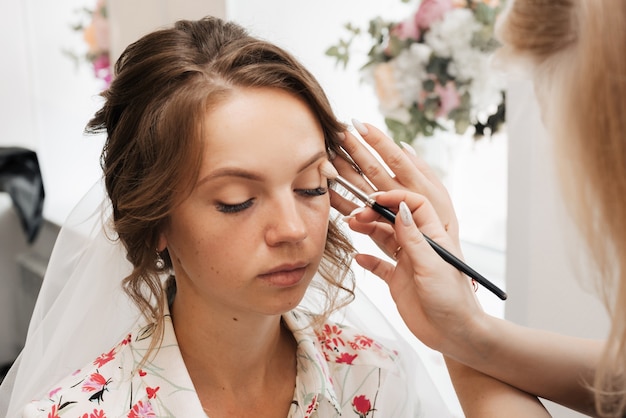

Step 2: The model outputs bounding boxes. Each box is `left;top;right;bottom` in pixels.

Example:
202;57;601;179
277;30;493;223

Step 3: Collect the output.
22;306;446;417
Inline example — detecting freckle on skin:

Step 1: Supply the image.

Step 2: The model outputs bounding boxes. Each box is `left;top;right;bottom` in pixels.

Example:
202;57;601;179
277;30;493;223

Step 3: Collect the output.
233;317;238;321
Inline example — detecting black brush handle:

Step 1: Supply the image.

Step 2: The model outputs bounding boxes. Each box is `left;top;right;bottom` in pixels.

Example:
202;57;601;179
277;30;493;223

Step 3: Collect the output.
371;202;508;300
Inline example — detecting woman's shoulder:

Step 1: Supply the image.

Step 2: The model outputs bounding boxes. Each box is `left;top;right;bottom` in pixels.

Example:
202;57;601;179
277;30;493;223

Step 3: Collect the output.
21;332;135;417
21;317;204;417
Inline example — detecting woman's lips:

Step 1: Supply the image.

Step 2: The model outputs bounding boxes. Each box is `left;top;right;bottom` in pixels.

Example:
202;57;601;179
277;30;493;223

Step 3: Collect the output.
258;264;308;287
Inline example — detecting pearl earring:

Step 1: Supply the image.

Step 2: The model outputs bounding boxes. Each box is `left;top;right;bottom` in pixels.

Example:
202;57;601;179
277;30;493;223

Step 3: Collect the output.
155;251;165;270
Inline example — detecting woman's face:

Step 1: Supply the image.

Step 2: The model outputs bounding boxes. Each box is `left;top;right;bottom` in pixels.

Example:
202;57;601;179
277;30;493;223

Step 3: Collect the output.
160;87;330;319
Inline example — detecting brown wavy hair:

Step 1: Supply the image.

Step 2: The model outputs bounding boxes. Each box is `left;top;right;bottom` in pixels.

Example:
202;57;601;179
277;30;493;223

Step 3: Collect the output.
85;16;355;352
498;1;626;416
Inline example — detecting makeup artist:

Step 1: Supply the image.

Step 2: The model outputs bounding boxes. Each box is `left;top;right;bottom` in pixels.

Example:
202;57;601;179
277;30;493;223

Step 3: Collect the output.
336;0;626;417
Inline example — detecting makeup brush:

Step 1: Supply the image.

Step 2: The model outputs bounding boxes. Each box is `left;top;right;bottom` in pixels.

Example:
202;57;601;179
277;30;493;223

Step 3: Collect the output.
321;161;507;300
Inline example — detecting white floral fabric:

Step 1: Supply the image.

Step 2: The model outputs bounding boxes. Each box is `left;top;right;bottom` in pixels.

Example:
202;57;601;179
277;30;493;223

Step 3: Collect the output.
22;306;430;417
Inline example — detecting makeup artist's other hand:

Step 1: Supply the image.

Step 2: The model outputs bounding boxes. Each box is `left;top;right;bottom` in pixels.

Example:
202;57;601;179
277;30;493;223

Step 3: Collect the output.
330;120;460;259
348;189;484;355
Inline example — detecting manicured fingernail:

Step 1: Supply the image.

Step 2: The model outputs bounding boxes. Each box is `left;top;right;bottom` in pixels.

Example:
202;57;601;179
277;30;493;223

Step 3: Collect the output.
400;141;416;156
368;191;383;199
399;201;413;226
349;206;366;217
351;118;369;136
327;148;337;160
336;132;346;141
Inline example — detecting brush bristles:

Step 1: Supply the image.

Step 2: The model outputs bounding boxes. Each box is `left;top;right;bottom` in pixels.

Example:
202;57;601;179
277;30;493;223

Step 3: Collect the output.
320;160;339;180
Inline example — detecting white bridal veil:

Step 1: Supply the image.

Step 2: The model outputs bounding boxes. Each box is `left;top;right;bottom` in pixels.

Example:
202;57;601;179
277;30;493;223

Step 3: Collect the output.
0;179;451;417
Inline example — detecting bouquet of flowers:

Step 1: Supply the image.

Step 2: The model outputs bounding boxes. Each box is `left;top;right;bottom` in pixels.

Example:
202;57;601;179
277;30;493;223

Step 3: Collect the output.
64;0;111;89
326;0;506;143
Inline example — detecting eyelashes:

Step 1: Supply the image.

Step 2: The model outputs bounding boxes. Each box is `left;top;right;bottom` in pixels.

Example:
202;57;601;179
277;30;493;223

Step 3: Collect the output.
216;187;328;214
297;187;328;197
216;199;254;214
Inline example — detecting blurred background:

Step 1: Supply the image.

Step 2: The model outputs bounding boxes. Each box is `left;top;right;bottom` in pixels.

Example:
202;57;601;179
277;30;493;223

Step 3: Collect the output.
0;1;609;416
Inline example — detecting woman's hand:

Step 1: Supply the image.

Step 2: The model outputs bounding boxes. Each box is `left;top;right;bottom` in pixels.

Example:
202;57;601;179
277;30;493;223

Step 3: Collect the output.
330;120;460;261
346;188;484;355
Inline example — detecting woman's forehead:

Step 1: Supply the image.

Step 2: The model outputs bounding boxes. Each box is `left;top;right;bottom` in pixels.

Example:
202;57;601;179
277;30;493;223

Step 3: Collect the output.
198;87;326;177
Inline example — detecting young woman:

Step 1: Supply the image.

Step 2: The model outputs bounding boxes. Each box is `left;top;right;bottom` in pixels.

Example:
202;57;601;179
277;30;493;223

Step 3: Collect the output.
0;16;453;418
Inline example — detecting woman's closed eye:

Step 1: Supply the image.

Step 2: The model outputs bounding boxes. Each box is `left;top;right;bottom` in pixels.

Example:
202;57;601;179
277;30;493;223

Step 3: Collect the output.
297;187;328;197
216;198;254;214
215;188;327;214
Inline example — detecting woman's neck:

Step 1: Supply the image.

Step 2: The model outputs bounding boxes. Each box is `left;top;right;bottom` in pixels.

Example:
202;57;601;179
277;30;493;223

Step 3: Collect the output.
169;287;297;413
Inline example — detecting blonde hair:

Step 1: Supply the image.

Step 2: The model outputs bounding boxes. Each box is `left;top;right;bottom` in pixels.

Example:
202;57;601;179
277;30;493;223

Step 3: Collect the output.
498;0;626;416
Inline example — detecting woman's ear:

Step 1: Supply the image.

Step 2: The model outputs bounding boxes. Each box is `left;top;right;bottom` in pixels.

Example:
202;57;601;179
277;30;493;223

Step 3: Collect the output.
157;234;167;252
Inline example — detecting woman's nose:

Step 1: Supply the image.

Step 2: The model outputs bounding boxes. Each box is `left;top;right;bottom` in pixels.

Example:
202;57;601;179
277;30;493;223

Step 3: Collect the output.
264;196;308;246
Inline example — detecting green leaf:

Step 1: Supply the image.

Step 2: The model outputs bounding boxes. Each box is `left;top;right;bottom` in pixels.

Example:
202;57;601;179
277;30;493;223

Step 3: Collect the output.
474;3;496;26
423;79;436;93
426;56;453;84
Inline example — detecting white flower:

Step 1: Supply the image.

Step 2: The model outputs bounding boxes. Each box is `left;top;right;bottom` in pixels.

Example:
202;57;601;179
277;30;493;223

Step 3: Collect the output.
391;46;431;108
329;1;506;138
424;9;478;57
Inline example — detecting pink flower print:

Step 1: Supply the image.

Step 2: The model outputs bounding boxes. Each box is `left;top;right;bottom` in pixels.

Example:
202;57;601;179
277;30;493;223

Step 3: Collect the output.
317;324;345;351
80;410;107;418
82;372;111;403
352;395;374;417
127;400;156;418
415;0;454;30
336;352;358;365
48;387;61;398
435;81;461;117
47;404;60;418
349;335;374;350
93;347;116;367
146;386;160;399
305;395;318;415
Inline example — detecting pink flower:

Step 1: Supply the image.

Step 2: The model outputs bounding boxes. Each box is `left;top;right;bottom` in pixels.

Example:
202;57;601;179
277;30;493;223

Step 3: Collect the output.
47;405;60;418
93;348;116;368
336;352;358;365
82;372;109;392
351;335;375;349
146;386;160;399
391;18;420;41
80;409;107;418
317;323;345;350
92;54;112;87
415;0;454;30
352;395;374;417
305;395;318;415
48;387;61;398
127;400;156;418
435;81;461;117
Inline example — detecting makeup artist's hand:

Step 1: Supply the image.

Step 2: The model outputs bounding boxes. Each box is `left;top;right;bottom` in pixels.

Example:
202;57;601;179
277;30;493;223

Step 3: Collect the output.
330;120;460;261
346;188;483;355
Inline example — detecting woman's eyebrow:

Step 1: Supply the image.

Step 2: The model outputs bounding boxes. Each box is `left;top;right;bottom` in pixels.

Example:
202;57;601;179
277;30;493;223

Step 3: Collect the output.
297;150;328;174
197;150;328;186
